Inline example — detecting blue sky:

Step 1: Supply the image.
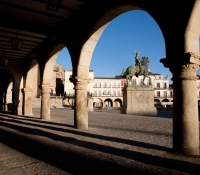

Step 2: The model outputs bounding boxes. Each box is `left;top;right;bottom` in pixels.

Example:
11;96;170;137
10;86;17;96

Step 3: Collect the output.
56;10;200;84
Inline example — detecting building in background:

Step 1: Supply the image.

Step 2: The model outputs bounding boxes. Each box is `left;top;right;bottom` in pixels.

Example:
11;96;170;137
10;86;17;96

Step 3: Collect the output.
57;66;200;109
63;70;94;107
93;77;123;108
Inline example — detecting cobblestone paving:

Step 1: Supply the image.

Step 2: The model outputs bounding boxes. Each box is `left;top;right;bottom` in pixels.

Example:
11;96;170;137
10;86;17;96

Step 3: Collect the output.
0;108;200;175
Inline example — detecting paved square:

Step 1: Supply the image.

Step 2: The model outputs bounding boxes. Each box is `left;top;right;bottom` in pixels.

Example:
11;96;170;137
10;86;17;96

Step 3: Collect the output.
0;108;200;174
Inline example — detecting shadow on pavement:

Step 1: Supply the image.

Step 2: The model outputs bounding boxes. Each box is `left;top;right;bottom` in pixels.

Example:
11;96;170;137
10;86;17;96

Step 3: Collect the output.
0;114;200;174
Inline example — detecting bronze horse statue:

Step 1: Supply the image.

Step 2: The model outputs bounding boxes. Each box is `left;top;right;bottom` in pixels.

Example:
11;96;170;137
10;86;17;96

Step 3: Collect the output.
121;57;151;85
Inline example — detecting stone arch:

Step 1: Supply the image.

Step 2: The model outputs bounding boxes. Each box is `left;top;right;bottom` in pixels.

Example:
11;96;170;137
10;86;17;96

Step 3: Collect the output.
154;99;161;103
184;1;200;53
41;44;70;91
1;61;24;115
161;98;170;109
77;23;109;79
104;98;113;107
42;47;62;87
114;98;122;107
76;5;166;79
154;99;161;108
162;99;170;102
25;59;40;97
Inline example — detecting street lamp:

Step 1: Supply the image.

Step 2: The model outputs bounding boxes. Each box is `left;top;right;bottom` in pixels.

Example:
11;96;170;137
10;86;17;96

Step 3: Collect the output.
10;35;22;50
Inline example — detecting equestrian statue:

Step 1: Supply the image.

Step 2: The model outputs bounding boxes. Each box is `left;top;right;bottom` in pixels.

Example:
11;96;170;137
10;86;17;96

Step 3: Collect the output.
121;49;151;85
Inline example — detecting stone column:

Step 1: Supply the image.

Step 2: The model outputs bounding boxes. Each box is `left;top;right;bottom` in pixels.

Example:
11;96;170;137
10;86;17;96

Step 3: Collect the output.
12;88;22;115
73;79;89;129
22;88;33;116
40;86;51;120
160;52;200;155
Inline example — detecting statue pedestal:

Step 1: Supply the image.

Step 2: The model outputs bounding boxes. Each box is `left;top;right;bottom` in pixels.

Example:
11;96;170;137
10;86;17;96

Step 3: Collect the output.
121;85;157;116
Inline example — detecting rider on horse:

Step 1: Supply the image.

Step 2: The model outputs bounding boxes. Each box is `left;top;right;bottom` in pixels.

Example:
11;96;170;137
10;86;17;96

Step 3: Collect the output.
134;49;142;77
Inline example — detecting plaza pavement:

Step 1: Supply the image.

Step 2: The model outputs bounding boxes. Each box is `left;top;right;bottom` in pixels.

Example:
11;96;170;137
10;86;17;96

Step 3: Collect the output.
0;108;200;175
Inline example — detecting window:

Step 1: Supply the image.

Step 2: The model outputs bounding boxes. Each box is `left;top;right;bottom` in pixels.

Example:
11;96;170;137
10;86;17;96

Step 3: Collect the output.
157;83;160;88
97;82;101;88
157;91;160;97
163;91;167;97
117;91;120;96
164;83;167;88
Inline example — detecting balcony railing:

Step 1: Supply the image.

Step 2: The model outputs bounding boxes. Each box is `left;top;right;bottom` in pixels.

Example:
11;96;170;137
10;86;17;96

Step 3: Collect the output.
93;94;122;97
154;95;172;98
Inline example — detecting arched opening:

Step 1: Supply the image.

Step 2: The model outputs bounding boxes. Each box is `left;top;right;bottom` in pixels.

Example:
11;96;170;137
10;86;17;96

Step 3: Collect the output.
161;98;171;109
87;10;166;81
93;98;103;108
75;8;166;127
162;99;170;102
104;98;113;107
42;44;69;109
26;60;40;93
114;98;122;108
154;98;161;108
0;69;14;113
57;47;74;108
25;59;41;112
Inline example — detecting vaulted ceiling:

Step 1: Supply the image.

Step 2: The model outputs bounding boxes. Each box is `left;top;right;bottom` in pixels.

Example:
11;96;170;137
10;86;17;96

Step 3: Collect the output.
0;0;84;62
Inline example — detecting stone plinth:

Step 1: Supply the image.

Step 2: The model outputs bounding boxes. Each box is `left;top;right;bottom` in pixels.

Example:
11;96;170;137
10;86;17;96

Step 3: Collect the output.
121;85;157;116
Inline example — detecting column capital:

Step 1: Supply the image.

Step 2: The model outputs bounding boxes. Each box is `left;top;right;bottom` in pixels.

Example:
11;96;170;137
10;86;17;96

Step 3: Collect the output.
160;52;200;81
71;76;92;90
160;52;200;68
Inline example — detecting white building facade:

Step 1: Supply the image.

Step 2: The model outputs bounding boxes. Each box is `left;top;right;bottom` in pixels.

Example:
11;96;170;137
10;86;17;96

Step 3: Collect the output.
63;69;200;109
92;78;123;108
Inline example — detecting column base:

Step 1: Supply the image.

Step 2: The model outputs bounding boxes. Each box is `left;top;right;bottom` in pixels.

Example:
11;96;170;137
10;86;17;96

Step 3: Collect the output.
173;146;199;155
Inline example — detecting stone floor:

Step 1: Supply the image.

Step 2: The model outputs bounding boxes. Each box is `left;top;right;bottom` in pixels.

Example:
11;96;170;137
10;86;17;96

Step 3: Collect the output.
0;108;200;175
